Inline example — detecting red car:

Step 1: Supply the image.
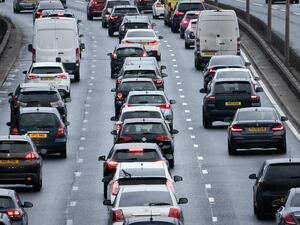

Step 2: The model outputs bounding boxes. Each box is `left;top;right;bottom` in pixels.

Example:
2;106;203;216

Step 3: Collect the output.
87;0;106;20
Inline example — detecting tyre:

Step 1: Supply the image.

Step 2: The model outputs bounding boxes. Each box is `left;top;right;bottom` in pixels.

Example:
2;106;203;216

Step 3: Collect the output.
32;179;42;192
164;19;168;26
74;69;80;82
202;109;212;128
14;7;20;13
194;56;201;70
103;183;108;199
102;22;107;28
156;55;161;61
171;24;177;33
168;157;174;169
60;145;67;158
108;28;114;37
255;203;266;220
278;141;287;154
111;70;115;78
228;141;237;155
87;12;93;20
180;32;184;39
185;42;190;49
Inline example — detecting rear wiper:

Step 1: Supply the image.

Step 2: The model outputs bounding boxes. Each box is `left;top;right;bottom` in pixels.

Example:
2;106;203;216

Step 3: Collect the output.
231;90;248;93
142;132;157;135
126;157;138;161
149;202;171;206
137;101;150;104
0;150;10;153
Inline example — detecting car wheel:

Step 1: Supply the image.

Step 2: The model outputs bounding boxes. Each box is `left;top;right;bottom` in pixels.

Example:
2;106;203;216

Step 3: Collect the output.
14;7;20;13
255;205;266;220
74;70;80;82
156;55;161;61
32;179;42;192
171;24;177;33
180;32;184;39
194;56;202;70
185;42;190;49
108;28;114;37
60;145;67;158
168;157;174;169
202;110;212;128
102;22;107;28
228;141;237;155
278;141;287;154
103;183;108;199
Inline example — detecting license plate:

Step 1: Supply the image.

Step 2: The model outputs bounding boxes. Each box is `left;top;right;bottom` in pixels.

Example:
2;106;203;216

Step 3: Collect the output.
29;133;48;138
248;127;267;132
41;77;55;81
225;101;241;106
202;51;216;57
0;160;19;164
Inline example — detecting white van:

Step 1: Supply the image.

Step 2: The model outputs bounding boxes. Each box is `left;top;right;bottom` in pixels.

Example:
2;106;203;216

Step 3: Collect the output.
28;17;84;82
194;9;240;70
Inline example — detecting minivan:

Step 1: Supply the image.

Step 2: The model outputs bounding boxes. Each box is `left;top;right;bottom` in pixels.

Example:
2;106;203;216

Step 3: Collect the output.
194;9;240;70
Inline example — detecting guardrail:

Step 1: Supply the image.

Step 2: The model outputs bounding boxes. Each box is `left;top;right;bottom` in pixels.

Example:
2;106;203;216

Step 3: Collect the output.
0;17;11;58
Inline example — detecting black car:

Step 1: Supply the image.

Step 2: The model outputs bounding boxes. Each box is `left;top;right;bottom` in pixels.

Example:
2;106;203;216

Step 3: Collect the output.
111;78;157;117
108;44;147;78
275;188;300;225
0;189;33;225
0;135;42;191
33;0;64;21
200;78;263;128
134;0;156;12
249;158;300;219
170;0;205;33
107;5;140;37
112;118;178;168
119;15;153;43
124;217;184;225
227;107;288;155
179;10;199;38
203;55;250;90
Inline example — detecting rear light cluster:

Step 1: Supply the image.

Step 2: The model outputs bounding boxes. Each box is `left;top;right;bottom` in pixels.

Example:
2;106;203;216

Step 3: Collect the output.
207;96;216;102
175;11;184;15
117;92;123;99
112;209;124;221
282;214;297;225
110;15;119;20
142;51;148;57
251;94;260;103
181;19;188;24
153;78;163;84
208;68;217;73
168;208;180;219
26;74;39;80
155;2;161;7
230;125;243;132
35;10;42;18
11;127;19;135
272;124;284;131
106;160;118;171
118;135;133;142
56;125;66;138
128;148;144;152
6;209;23;219
159;103;170;109
155;135;170;141
25;151;38;160
148;40;159;46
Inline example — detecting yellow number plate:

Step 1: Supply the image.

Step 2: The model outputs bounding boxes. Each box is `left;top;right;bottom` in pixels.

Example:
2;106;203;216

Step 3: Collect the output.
29;133;48;138
201;51;216;57
225;101;241;106
41;77;55;81
248;127;267;132
0;160;19;164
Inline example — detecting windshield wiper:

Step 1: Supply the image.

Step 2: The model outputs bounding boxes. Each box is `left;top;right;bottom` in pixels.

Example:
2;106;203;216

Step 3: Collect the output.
231;90;248;93
149;202;171;206
122;169;131;178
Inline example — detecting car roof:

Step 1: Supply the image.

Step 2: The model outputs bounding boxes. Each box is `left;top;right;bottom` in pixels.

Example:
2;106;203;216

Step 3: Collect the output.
123;118;165;124
113;142;160;150
124;57;157;63
216;68;250;73
121;78;155;83
31;62;64;67
116;43;144;49
123;64;157;70
237;107;275;113
120;106;162;113
0;135;31;142
0;188;15;197
116;162;167;178
19;107;60;114
213;77;252;83
126;28;155;33
127;90;165;96
120;184;169;192
113;5;137;9
178;0;203;4
265;158;300;165
123;15;150;23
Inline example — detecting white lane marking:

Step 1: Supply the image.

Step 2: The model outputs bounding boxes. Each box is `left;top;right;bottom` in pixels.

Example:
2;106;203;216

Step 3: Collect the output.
0;90;8;94
177;82;182;85
66;220;73;225
84;111;89;115
169;49;173;52
75;172;81;177
188;127;193;130
91;65;96;68
180;95;185;98
186;118;192;121
174;70;179;73
172;59;176;62
91;71;95;74
205;184;211;189
190;135;195;139
202;169;208;174
178;88;183;92
185;110;190;113
164;40;168;43
88;89;92;93
182;102;188;106
87;96;91;100
208;197;215;203
293;12;300;16
78;158;84;163
166;44;171;47
85;104;90;107
80;137;85;141
197;156;203;160
194;144;199;148
173;64;178;67
83;119;88;123
82;127;87;131
253;3;263;7
93;55;97;58
92;59;96;63
91;76;95;80
79;147;85;151
70;201;77;207
280;9;286;12
175;75;181;78
72;186;79;191
171;54;175;56
212;217;218;222
89;83;94;86
241;51;300;141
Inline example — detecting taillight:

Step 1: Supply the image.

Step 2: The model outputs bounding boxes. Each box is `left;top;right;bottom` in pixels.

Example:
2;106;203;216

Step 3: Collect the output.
257;180;264;188
237;37;241;55
56;125;65;138
112;181;119;195
155;2;161;7
118;135;133;142
143;51;148;57
25;151;38;160
76;48;80;64
121;40;130;44
115;122;122;131
159;103;170;109
168;208;180;219
208;68;216;73
148;40;160;46
153;78;163;84
112;209;124;221
6;209;23;219
155;135;170;141
117;79;122;84
283;214;297;225
251;94;260;103
35;10;42;18
110;15;119;20
207;96;216;102
26;74;39;80
122;103;132;108
117;92;123;99
272;124;284;131
128;148;144;153
106;160;118;171
181;19;188;24
11;127;19;135
230;125;243;132
32;48;36;62
175;11;184;15
56;74;68;79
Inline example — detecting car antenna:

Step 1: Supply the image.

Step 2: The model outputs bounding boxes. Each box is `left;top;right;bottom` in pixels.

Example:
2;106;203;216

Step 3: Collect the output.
149;209;153;222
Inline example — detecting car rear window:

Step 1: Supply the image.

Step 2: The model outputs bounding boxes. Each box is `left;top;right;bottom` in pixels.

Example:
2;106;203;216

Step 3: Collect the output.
119;178;167;186
291;193;300;207
125;23;149;29
265;164;300;183
119;191;172;207
209;57;244;68
19;113;59;128
121;123;167;135
113;149;160;161
107;1;130;8
0;141;32;154
216;71;251;80
123;70;156;78
0;197;14;209
39;1;64;9
114;8;138;14
31;67;63;74
121;111;162;121
116;48;144;57
19;91;60;106
178;3;204;11
214;82;252;94
119;81;156;92
126;31;155;38
128;95;166;104
185;14;198;20
236;111;277;121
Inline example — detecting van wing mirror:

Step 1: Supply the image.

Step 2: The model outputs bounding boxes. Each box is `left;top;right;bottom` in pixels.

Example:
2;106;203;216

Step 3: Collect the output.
248;173;257;180
28;44;33;52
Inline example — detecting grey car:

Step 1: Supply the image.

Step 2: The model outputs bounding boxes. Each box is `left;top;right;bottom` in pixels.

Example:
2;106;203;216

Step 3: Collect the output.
184;19;197;49
13;0;37;13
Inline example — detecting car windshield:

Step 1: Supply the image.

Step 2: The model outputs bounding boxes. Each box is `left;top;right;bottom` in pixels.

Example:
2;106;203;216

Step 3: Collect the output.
114;8;138;14
31;67;63;74
116;48;144;57
0;197;14;210
209;57;244;67
118;191;172;207
19;92;60;106
123;70;156;78
128;95;166;104
265;164;300;183
121;123;167;135
119;82;156;92
216;71;251;80
125;23;149;30
19;113;59;128
178;3;204;11
214;82;252;94
291;193;300;207
0;141;32;154
113;149;160;161
126;31;155;38
236;111;277;121
121;111;162;121
107;1;130;8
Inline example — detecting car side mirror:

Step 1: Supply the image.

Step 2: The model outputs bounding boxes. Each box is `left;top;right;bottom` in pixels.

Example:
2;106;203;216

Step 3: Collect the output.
178;198;188;204
281;116;288;122
255;87;263;92
160;65;166;70
111;130;117;135
98;155;106;161
161;73;168;78
28;44;33;52
8;92;13;97
248;173;257;180
111;88;116;92
199;88;207;93
169;99;176;104
22;202;33;208
171;129;179;135
254;76;260;81
77;19;82;24
102;176;111;183
173;175;183;182
272;199;282;208
6;122;11;127
79;34;84;38
245;62;251;67
107;53;112;57
22;70;27;75
110;116;117;121
158;35;163;39
103;199;112;206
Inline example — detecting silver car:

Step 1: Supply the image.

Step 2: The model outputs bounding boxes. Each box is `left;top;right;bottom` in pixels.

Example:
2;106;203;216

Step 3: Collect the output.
184;19;197;49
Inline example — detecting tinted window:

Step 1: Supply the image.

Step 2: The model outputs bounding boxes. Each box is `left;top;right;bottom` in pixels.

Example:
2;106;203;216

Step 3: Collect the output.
31;67;63;74
0;141;32;154
265;164;300;183
107;1;130;8
216;71;251;79
126;31;155;38
19;113;59;128
123;70;156;78
119;191;172;207
0;197;14;209
236;111;277;121
116;48;144;57
125;23;149;29
214;82;252;94
19;92;60;106
113;149;160;161
121;123;167;135
121;111;162;121
291;193;300;207
185;14;198;20
178;3;204;11
119;82;156;92
210;57;244;67
128;95;166;104
114;8;138;14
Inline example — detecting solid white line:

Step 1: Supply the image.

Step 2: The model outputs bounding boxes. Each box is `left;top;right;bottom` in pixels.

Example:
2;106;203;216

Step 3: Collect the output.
205;184;211;189
253;3;263;7
202;169;208;174
194;144;199;148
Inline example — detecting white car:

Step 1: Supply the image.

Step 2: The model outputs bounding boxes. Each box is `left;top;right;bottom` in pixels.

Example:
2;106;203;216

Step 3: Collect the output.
123;57;166;73
104;161;183;202
152;0;165;19
103;184;188;225
121;29;163;61
23;62;71;100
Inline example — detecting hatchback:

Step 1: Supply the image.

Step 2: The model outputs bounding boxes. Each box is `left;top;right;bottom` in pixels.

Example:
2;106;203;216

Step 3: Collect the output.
101;0;130;28
86;0;105;20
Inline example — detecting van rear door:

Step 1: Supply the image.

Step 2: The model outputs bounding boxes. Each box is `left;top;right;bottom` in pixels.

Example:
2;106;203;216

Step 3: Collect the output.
55;29;77;63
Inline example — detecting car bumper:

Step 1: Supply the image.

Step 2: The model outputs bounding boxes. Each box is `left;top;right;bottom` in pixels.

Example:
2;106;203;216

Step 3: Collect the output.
153;7;164;15
34;139;67;153
257;192;285;214
90;9;102;16
0;171;40;185
144;45;161;56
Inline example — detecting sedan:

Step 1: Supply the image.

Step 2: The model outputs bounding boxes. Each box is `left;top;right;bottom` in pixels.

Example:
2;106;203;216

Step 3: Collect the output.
13;0;37;13
122;29;163;61
184;18;197;49
179;10;199;39
152;0;165;19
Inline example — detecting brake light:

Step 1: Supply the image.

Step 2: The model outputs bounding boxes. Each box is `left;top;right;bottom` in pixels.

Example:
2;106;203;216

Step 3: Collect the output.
121;40;130;44
237;37;241;55
106;160;118;170
11;127;19;135
117;79;122;84
257;180;264;188
115;122;122;131
155;135;170;141
110;15;119;20
118;135;133;142
148;40;159;46
122;103;132;108
159;103;170;109
112;209;124;221
207;96;216;102
26;74;39;80
283;214;297;225
32;48;36;62
56;125;65;138
230;125;243;132
181;19;188;24
91;0;99;5
153;78;163;84
195;11;200;15
208;68;217;73
251;94;260;103
128;148;144;152
175;11;184;15
57;12;64;16
76;48;80;64
272;124;284;131
117;92;123;99
168;208;180;219
35;10;42;18
112;181;119;195
6;210;23;218
25;151;38;160
143;51;148;57
155;2;161;7
56;74;68;79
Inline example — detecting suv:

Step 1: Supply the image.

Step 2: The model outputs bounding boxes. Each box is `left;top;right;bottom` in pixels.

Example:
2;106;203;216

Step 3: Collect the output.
101;0;130;28
170;0;205;33
8;107;69;158
249;158;300;219
86;0;105;20
107;5;140;37
200;78;263;128
33;0;64;20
